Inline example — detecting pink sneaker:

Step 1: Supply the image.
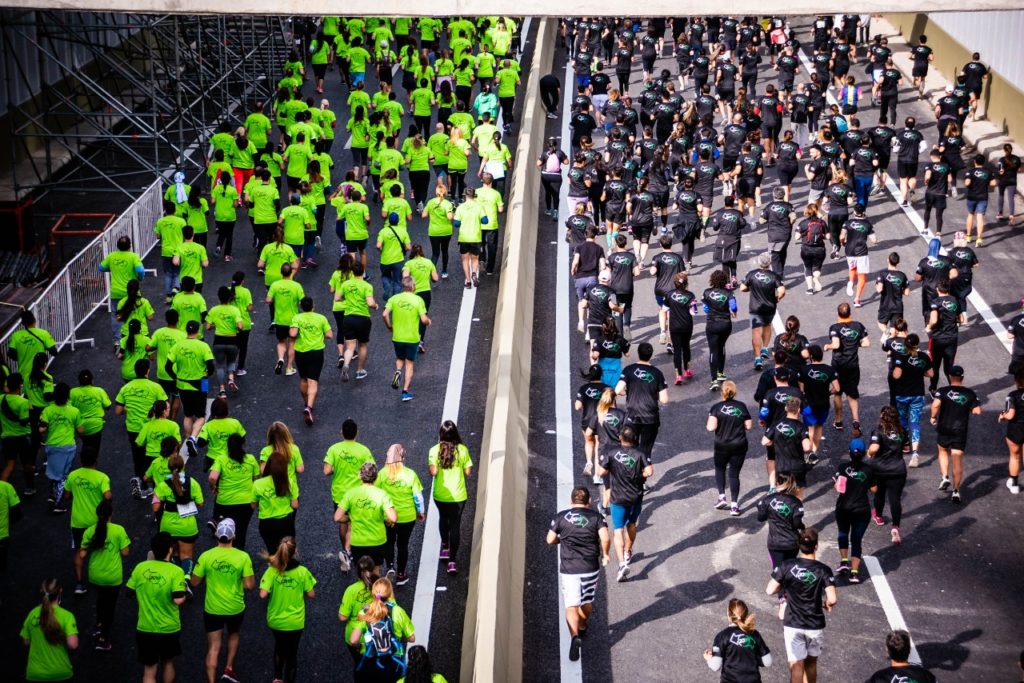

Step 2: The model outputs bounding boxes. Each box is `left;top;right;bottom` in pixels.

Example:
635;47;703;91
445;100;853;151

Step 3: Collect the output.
891;527;901;544
674;374;683;385
684;370;694;381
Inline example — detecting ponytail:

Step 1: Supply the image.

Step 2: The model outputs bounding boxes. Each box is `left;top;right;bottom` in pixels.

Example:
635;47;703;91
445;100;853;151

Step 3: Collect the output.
125;318;141;353
728;598;756;633
227;433;246;464
356;555;378;591
263;536;297;572
87;499;113;556
38;578;65;645
596;387;616;419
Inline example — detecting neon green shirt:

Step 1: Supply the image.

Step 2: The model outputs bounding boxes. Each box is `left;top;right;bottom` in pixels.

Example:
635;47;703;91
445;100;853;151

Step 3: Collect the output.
425;197;454;237
428;443;473;502
11;327;55;375
101;250;144;300
230;286;253;331
198;418;245;460
446;138;472;172
206;304;241;338
253;476;296;519
170;291;207;329
114;379;167;433
154;475;204;537
136;418;181;459
340;485;393;546
324;440;374;503
455;199;486;243
210;452;260;505
40;403;81;447
211;184;239;223
339;278;374;318
259;443;304;495
64;467;110;529
377;224;410;266
476;185;504;230
148;327;185;382
280;204;310;245
328;269;351;313
82;521;130;586
375;466;423;523
20;605;77;682
339;580;373;643
259;242;297;285
267;279;304;326
249;183;280;224
0;393;30;438
193;546;254;616
291;311;331;353
69;385;110;436
0;480;20;539
385;292;426;343
127;559;187;633
167;337;214;391
260;563;316;631
337;201;371;242
243;112;272;150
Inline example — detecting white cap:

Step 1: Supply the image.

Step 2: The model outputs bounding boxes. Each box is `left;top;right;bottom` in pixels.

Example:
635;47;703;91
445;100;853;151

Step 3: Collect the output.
215;518;236;541
945;84;954;93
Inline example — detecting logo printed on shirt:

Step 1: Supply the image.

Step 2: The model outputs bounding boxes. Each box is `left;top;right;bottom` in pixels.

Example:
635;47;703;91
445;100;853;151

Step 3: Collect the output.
946;391;970;406
633;369;655;383
720;405;744;418
613;450;638;468
565;510;590;529
728;632;757;648
769;498;792;516
790;565;818;586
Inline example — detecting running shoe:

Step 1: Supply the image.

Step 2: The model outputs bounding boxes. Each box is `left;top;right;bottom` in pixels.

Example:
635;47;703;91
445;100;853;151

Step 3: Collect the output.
139;486;154;499
659;332;667;345
729;504;740;516
569;635;582;661
94;638;113;652
891;528;901;544
853;299;863;308
951;489;962;503
235;368;247;376
285;367;297;376
472;273;480;287
213;246;222;259
852;420;861;433
623;549;633;565
835;561;850;574
223;255;232;262
447;561;457;574
442;271;448;279
938;477;951;491
221;668;240;683
386;567;397;583
418;342;426;354
338;549;352;572
583;461;594;476
833;421;844;431
130;477;142;500
341;365;350;382
908;452;920;468
391;370;402;389
684;369;694;381
665;342;673;355
616;563;630;582
274;359;284;375
975;238;983;247
872;511;886;526
1007;478;1021;495
303;407;314;426
355;370;368;380
592;473;602;486
848;572;862;584
439;544;450;560
395;572;410;586
846;281;854;297
464;280;472;289
674;374;683;385
805;452;820;467
186;437;199;461
710;379;721;392
74;582;88;595
401;391;414;402
714;496;729;510
754;357;763;372
217;390;227;399
227;380;238;393
52;502;68;513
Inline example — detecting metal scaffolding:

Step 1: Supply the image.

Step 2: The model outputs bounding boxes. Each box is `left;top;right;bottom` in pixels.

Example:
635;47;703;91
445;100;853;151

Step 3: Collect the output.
0;11;291;205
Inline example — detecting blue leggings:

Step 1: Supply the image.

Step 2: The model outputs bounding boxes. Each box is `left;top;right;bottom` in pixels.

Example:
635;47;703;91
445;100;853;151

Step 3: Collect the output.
835;508;870;558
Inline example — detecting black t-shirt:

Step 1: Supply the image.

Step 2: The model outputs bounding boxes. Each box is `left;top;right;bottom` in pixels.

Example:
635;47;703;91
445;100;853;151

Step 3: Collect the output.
630;191;655;227
876;269;908;314
890;351;931;397
597;407;625;450
880;68;901;96
570;112;597;143
949;246;977;284
614;47;633;74
928;295;960;342
567;166;589;197
852;146;878;176
710;399;751;450
840;129;866;158
574;241;604;279
774;333;809;368
776;54;798;80
835;460;874;512
762;385;805;427
766;416;808;475
777;140;800;168
826;182;853;216
911;44;933;69
865;665;937;683
1005;389;1024;425
964;167;993;200
756;492;804;551
962;60;988;90
590;72;611;95
722;124;747;157
762;201;795;243
772;557;835;629
739;51;763;77
1009;313;1024;360
618;363;667;424
675;188;701;222
607;251;637;295
585;283;616;324
652;251;684;294
743;269;781;315
829;321;867;367
925;161;950;196
935;385;980;435
599;444;651;504
998;154;1021;186
603;179;628;209
703;287;735;324
808;157;832;190
896;128;924;163
565;214;594;245
695;161;721;195
593;332;629;362
841;217;874;257
551;506;607;574
575;381;605;426
665;289;696;331
799;364;837;407
758;96;782;126
710;626;771;683
868;428;907;473
916;256;951;296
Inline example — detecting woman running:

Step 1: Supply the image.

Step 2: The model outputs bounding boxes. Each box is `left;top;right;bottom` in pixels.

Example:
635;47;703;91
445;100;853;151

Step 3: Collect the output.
835;438;875;581
69;368;111;454
253;451;298;554
152;453;203;583
422;182;455;278
80;500;130;651
666;272;697;385
868;406;909;544
260;421;305;497
797;204;827;294
427;420;473;575
207;433;259;552
403;645;448;683
998;367;1024;495
117;319;152;383
116;278;155;340
706;380;752;514
226;272;253;376
349;578;415;683
376;444;423;586
702;269;738;392
890;333;932;468
20;578;77;682
590;317;629;388
211;171;238;261
328;254;354;364
575;364;608;478
775;130;802;202
756;473;805;570
703;599;772;680
259;537;316;683
339;555;377;661
206;287;243;397
538;138;568;220
39;383;82;510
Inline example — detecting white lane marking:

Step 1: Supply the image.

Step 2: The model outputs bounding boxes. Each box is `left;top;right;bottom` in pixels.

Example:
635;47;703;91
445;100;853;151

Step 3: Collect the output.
863;555;923;665
344;136;352;149
555;60;583;683
792;47;1011;353
411;287;477;650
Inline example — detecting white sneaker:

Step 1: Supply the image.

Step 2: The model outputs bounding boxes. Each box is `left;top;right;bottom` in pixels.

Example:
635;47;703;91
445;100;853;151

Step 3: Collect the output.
908;453;920;468
577;321;584;333
1007;478;1021;495
846;281;854;297
583;461;594;476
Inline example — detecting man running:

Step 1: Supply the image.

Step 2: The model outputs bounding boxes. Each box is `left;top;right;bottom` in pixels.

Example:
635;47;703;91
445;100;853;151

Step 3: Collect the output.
740;253;785;372
826;303;870;433
865;630;936;683
383;276;430;402
289;296;333;425
931;365;981;503
839;204;877;308
615;342;668;459
596;425;652;583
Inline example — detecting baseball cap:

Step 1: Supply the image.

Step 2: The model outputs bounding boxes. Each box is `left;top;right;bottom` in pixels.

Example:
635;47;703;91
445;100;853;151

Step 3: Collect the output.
598;270;610;283
949;365;965;377
945;84;954;93
849;438;866;456
773;367;793;381
215;518;236;541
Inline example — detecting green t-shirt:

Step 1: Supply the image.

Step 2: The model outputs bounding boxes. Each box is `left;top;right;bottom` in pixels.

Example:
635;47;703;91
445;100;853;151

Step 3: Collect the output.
198;418;245;460
114;379;167;433
0;393;31;438
476;51;497;78
154;475;204;537
0;480;20;540
170;291;207;329
119;334;152;382
117;297;154;337
244;112;272;150
324;440;375;503
167;337;214;390
427;133;450;165
20;605;77;682
82;521;130;586
40;403;81;447
340;485;393;547
291;311;331;353
11;327;56;376
428;443;473;502
375;466;423;523
25;374;54;410
267;279;305;326
284;143;312;178
409;88;435;117
352;603;414;655
259;444;304;495
382;197;412;229
259;242;297;285
476;185;504;230
347;117;370;148
328;270;350;313
425;197;454;237
101;250;144;300
339;278;374;318
455;200;485;243
148;327;186;382
348;46;371;73
377;225;410;266
337;201;370;242
211;184;239;222
260;563;316;631
385;292;427;344
68;385;110;436
249;183;280;224
404;256;436;293
210;452;260;505
207;304;242;338
496;67;519;97
252;476;296;519
279;204;310;245
339;580;374;643
193;546;254;616
154;215;186;257
145;456;171;486
446;138;471;172
127;559;187;633
231;286;253;331
406;144;431;172
65;467;110;529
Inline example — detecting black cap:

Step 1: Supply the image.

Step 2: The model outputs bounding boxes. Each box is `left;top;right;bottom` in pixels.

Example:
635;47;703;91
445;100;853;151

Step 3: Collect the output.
773;367;792;381
949;365;965;377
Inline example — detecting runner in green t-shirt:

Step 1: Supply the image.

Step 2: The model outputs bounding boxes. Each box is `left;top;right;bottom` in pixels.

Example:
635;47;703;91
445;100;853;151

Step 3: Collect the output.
253;452;299;554
337;263;378;381
0;477;21;545
146;310;185;418
20;579;78;682
428;421;475;573
62;447;112;593
206;287;243;398
402;244;440;349
191;518;255;683
165;320;214;449
100;236;145;344
10;310;56;377
197;397;245;467
422;184;455;278
258;537;316;679
155;200;186;299
80;500;130;649
207;432;259;550
114;360;168;496
375;444;424;583
170;277;207;330
383;279;430;401
290;297;333;425
454;188;488;288
39;384;83;511
338;559;375;643
376;212;411;303
348;580;415;670
172;226;209;288
69;370;111;452
152;454;203;582
334;462;396;574
126;532;187;681
118;320;152;382
266;264;304;377
258;230;300;287
323;419;375;570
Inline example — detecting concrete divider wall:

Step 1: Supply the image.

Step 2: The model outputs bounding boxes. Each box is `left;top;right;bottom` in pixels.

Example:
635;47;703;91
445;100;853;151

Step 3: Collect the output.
460;17;555;683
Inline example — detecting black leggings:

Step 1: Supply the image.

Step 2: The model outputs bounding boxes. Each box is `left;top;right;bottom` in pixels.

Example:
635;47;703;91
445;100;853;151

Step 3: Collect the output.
214;502;254;552
616;73;629;92
540;85;559;114
259;514;296;554
924;195;945;232
271;629;303;683
435;500;466;560
706;321;732;378
836;508;870;558
631;422;659;458
872;470;907;526
93;584;120;639
828;214;846;247
541;174;562;211
449;170;466;199
81;430;102;454
801;245;826;276
670;324;693;375
429;235;451;272
236;329;251;370
409;170;431;207
928;338;958;392
128;432;147;480
215;220;235;256
384;520;415;573
714;448;746;501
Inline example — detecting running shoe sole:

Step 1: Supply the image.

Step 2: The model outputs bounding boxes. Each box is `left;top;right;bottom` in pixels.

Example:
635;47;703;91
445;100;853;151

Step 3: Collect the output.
391;371;401;390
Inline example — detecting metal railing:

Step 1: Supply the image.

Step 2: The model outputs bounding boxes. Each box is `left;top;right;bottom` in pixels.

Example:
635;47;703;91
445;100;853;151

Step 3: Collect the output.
0;180;163;370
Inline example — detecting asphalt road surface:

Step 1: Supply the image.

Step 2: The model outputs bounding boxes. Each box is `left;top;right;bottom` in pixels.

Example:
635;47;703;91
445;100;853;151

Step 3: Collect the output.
525;19;1023;683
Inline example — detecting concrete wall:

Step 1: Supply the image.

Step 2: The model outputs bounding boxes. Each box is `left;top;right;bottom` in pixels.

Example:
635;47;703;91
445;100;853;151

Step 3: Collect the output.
885;12;1024;139
460;17;554;683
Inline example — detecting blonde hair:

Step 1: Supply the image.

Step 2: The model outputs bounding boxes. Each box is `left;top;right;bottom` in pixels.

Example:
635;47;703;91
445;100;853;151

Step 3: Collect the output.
267;421;294;464
596;387;616;419
263;536;297;572
728;598;756;633
360;578;395;624
720;380;737;401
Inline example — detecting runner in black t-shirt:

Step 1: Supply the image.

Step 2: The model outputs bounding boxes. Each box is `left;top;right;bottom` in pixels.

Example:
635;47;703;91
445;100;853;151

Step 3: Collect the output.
963;154;996;246
756;473;805;569
826;302;870;432
910;35;934;98
874;252;910;341
914;239;955;324
706;380;752;514
615;343;668;458
649;236;684;346
741;254;786;371
574;365;608;478
839;205;876;307
889;334;932;465
799;345;839;457
581;271;621;342
866;407;908;547
930;366;981;502
895;117;925;205
998;368;1024;494
665;272;696;384
703;599;772;681
834;437;874;581
922;147;951;234
547;486;610;662
596;426;653;582
1006;300;1024;376
606;235;640;337
762;398;812;492
996;142;1021;223
864;630;937;683
926;280;962;393
571;226;606;336
703;270;738;389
